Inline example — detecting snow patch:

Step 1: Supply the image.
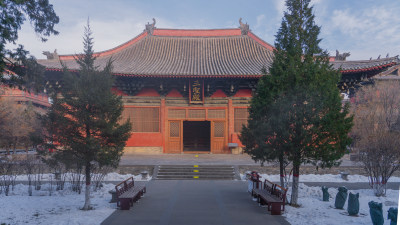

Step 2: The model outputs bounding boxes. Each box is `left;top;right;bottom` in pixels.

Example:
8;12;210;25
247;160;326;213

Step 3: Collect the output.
0;183;117;225
15;172;151;181
283;183;399;225
241;173;400;183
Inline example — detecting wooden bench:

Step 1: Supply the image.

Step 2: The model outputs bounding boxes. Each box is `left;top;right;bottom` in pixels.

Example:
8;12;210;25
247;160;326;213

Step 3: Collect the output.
252;179;287;215
115;177;146;210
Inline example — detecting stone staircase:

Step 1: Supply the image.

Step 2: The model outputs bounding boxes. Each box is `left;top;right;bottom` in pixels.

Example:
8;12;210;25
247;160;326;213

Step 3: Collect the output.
154;165;238;180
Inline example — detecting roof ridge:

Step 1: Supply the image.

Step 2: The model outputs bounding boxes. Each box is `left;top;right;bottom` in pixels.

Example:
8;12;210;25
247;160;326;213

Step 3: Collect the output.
58;31;148;60
154;28;241;31
332;56;400;64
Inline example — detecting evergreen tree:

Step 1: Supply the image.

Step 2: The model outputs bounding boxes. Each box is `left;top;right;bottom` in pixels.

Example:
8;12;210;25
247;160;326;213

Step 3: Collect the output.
240;0;353;205
43;23;132;210
1;0;59;89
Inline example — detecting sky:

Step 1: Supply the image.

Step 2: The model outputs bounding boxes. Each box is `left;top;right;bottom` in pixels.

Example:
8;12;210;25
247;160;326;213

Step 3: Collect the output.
7;0;400;60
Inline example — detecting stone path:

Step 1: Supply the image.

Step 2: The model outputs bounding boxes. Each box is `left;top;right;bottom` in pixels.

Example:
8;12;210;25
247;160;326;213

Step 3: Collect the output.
101;180;290;225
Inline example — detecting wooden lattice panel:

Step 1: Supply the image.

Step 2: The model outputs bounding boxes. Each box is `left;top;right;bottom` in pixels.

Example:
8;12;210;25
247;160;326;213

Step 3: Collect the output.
214;122;225;137
170;121;180;137
234;108;249;132
168;109;186;119
208;109;226;119
121;108;130;123
188;109;206;119
127;107;160;132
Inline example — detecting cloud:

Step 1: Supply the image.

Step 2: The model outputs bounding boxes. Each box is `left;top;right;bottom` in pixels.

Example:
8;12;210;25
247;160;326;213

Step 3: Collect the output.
5;1;177;59
327;4;400;59
255;14;266;29
273;0;285;16
273;0;322;16
7;19;152;59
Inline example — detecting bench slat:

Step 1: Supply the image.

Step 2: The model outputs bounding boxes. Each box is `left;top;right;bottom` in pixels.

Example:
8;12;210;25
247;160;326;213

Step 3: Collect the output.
252;179;287;215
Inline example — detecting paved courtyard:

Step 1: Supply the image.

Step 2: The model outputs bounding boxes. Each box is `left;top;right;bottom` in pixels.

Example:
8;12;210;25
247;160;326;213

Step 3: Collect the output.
101;180;290;225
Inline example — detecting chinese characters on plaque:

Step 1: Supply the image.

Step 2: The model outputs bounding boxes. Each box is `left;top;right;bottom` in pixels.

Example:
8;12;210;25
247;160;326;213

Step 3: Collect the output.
189;80;203;104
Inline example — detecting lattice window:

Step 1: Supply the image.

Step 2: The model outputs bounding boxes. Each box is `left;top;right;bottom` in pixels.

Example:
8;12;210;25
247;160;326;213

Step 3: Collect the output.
234;108;249;133
168;109;186;119
208;109;225;119
170;122;180;137
121;108;130;124
123;107;160;132
214;122;225;137
188;109;206;119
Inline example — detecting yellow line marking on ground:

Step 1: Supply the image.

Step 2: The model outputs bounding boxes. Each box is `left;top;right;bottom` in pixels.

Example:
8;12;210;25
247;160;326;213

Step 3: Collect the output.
193;165;198;168
193;170;199;172
195;155;198;157
193;176;199;179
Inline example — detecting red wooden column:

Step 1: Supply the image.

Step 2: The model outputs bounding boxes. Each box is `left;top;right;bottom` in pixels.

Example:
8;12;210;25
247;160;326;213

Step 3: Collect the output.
228;98;234;143
161;98;166;153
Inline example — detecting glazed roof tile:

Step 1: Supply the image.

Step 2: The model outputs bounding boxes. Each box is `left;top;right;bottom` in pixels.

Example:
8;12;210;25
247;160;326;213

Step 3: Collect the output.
332;57;400;74
38;28;400;77
38;28;274;78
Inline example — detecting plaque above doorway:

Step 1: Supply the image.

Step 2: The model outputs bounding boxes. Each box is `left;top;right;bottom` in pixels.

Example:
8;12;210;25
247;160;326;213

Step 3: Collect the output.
189;79;204;104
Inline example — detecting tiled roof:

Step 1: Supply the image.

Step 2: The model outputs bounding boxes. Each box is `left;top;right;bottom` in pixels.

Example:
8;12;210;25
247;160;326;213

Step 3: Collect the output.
332;57;400;74
38;27;400;78
38;28;274;78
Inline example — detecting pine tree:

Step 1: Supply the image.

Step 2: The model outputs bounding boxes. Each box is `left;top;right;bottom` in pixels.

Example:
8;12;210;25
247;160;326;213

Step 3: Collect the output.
240;0;353;205
43;23;132;210
1;0;59;87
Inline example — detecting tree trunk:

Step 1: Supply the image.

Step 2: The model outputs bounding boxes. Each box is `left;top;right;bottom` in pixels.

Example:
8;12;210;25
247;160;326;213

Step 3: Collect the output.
13;141;16;154
28;175;32;196
279;155;285;187
372;179;386;197
82;162;91;210
291;164;300;206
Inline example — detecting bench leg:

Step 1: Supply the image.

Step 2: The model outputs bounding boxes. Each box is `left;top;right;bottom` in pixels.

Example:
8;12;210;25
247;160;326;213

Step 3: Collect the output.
270;203;282;215
120;198;131;210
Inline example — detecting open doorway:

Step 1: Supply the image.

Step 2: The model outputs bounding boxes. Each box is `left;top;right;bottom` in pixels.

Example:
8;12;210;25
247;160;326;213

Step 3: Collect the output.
183;121;210;152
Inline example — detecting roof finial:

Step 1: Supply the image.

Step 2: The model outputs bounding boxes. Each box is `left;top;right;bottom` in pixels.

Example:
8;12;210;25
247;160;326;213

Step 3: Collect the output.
42;49;58;60
239;18;250;35
386;53;389;58
335;50;350;61
145;18;156;35
377;55;381;59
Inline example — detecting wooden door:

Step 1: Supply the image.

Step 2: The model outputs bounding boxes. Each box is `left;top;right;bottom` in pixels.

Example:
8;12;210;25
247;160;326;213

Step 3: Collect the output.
168;121;181;153
211;121;226;153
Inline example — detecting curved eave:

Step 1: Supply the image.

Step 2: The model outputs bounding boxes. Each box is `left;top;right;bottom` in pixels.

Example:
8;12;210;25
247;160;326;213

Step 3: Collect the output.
44;68;262;79
340;62;397;74
57;32;148;60
54;28;275;61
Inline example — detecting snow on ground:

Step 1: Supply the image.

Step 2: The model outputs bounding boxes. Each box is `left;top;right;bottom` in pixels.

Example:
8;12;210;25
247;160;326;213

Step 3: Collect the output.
1;173;151;225
241;173;400;183
283;183;399;225
15;172;151;181
0;183;117;225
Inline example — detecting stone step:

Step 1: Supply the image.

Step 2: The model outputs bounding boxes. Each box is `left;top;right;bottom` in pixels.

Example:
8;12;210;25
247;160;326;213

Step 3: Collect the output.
155;175;235;180
159;165;234;167
158;169;234;172
155;165;237;180
159;166;234;169
157;173;235;176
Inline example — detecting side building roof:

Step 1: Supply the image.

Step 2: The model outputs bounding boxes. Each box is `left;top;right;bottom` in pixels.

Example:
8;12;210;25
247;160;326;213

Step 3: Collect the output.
332;57;400;74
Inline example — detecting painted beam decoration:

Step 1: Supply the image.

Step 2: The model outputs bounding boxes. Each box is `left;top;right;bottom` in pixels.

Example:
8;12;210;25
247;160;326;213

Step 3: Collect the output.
189;79;204;104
